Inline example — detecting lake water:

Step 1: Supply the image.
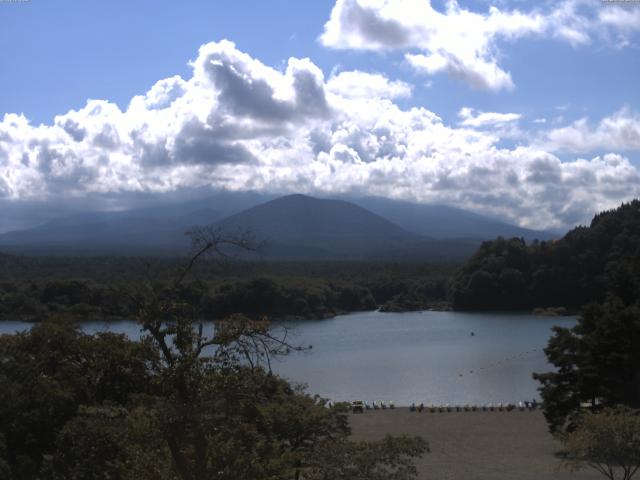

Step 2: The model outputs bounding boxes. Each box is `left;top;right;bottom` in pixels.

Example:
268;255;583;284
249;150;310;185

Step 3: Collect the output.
0;310;575;406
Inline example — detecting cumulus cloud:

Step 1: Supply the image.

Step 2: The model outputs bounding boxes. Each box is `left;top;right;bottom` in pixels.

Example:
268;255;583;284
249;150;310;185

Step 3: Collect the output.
320;0;640;91
326;70;412;99
458;107;521;128
1;40;639;230
598;4;640;45
541;109;640;153
406;51;515;92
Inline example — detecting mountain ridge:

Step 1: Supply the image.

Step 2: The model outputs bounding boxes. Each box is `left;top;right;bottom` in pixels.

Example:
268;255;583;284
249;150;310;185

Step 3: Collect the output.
349;196;557;241
0;192;555;260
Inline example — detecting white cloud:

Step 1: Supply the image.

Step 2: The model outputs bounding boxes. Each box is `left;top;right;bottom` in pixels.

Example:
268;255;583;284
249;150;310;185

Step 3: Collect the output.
599;5;640;37
326;70;412;99
541;109;640;153
458;107;521;128
1;40;639;230
406;51;514;92
320;0;640;91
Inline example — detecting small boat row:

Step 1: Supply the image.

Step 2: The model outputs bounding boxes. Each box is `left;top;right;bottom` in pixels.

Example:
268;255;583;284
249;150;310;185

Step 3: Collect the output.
351;400;394;412
409;401;539;412
347;400;539;413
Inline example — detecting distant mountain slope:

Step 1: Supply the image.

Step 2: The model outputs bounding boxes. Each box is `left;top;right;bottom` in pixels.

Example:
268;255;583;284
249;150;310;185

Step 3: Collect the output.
0;190;277;255
215;194;421;259
218;194;409;239
0;207;222;254
350;196;557;241
0;191;545;260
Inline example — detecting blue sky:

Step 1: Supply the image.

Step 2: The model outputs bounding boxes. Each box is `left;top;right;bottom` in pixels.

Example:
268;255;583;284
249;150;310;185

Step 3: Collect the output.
2;0;637;127
1;0;639;230
1;1;337;124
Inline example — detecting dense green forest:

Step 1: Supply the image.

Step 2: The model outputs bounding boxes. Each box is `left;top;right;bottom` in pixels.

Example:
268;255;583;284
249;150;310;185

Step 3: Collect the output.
0;254;454;321
449;200;640;311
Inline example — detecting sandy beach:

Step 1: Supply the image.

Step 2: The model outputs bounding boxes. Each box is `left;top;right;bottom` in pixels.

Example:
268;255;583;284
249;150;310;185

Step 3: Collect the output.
349;408;601;480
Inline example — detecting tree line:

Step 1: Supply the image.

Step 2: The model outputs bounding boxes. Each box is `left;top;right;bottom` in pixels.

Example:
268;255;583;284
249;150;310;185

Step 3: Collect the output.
0;256;454;321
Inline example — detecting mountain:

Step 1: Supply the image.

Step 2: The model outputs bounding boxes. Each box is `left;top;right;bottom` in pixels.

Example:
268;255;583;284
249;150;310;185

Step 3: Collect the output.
349;196;557;241
0;207;222;255
214;194;417;259
0;191;276;255
219;194;411;239
0;191;550;260
214;194;483;260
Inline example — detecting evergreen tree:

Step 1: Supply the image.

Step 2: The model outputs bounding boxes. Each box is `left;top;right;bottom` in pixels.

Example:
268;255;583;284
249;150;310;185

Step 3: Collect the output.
534;300;640;432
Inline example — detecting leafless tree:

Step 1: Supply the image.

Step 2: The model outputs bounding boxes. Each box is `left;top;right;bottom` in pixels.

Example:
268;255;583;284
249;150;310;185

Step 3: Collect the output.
126;227;303;480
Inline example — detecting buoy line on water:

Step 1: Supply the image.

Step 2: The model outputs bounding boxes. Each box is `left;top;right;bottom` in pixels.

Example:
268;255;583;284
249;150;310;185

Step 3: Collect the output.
457;348;541;377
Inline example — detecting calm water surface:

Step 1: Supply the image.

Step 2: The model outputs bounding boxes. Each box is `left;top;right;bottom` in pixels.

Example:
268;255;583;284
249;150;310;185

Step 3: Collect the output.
1;310;575;406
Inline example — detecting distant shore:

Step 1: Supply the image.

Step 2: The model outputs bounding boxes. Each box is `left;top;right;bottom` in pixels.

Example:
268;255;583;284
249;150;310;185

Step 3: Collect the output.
349;408;599;480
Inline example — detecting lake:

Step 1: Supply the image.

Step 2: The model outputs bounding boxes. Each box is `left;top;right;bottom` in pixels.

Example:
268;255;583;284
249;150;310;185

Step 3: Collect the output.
0;310;575;406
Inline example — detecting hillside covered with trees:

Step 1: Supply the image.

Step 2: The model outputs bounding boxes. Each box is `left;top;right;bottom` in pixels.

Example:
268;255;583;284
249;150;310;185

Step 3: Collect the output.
449;200;640;311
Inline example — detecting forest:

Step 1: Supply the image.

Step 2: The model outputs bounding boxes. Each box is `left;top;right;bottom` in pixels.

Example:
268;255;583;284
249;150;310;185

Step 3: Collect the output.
449;200;640;311
0;254;454;321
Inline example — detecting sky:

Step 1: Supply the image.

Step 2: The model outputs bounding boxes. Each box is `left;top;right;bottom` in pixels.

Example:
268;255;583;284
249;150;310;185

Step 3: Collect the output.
1;0;639;232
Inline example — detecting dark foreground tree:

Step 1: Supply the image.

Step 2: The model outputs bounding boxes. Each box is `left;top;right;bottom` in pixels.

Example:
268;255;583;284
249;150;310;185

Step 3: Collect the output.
0;227;428;479
128;227;427;479
534;300;640;433
0;320;155;480
561;407;640;480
